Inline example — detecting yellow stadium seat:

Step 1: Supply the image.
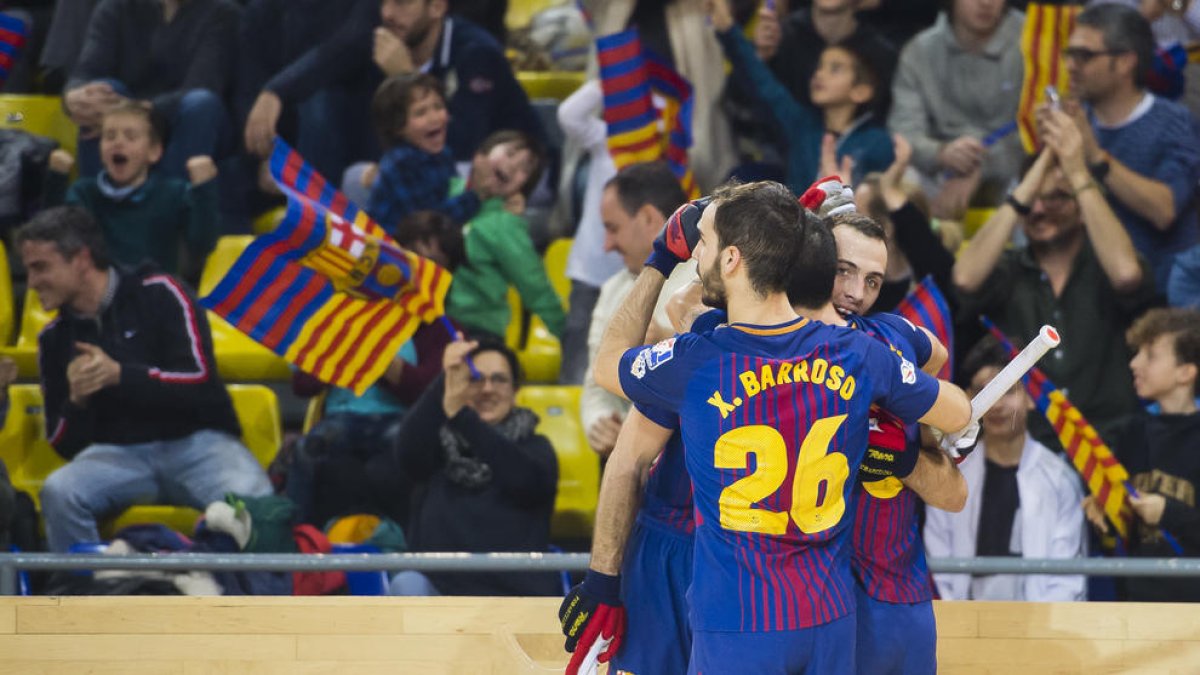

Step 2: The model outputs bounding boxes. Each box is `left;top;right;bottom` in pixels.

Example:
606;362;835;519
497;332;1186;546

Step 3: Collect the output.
250;206;287;236
962;208;997;240
103;384;283;537
198;235;291;381
0;94;78;156
516;71;586;102
518;239;571;383
516;385;598;538
0;239;13;345
505;0;559;31
505;286;524;350
0;287;56;377
0;385;67;513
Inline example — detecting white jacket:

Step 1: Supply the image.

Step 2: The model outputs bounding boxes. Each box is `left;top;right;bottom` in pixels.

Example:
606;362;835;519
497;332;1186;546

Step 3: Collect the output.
924;434;1088;601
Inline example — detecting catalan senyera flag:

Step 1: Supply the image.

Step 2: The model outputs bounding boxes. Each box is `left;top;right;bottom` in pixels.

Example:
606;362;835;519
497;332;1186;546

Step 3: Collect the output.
597;29;700;198
983;317;1133;539
893;276;954;381
0;12;28;88
200;139;452;396
1017;1;1081;153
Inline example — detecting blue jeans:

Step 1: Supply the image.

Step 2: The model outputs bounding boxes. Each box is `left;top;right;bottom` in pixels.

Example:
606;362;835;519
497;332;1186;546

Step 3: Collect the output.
77;81;231;180
388;570;440;596
40;429;272;552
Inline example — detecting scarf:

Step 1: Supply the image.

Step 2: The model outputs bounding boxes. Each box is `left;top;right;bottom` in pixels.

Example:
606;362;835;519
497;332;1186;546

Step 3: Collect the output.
439;406;540;489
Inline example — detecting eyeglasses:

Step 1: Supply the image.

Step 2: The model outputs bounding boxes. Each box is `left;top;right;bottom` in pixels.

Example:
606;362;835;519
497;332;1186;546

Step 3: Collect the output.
1034;190;1075;209
471;372;513;387
1064;47;1126;64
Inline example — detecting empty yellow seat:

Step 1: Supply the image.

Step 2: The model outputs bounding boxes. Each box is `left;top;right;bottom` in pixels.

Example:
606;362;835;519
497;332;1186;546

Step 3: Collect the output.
0;239;13;345
0;94;78;156
516;385;598;538
0;287;56;377
103;384;283;537
518;238;572;383
505;286;524;350
516;72;586;102
962;208;997;240
0;385;67;513
198;235;290;381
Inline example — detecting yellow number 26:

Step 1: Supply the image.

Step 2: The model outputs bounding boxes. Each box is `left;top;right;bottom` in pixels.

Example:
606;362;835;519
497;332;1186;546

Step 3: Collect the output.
713;416;850;535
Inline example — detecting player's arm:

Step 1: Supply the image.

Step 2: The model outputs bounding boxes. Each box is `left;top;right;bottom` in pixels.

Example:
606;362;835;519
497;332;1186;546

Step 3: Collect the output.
901;448;967;512
916;380;972;435
559;409;674;674
594;201;707;398
917;326;948;375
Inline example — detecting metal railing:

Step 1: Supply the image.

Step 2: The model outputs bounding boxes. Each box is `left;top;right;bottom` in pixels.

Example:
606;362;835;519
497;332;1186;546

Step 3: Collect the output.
2;552;1200;595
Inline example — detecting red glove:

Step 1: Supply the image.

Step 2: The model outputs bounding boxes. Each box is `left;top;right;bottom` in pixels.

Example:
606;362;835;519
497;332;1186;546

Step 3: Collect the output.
860;406;919;479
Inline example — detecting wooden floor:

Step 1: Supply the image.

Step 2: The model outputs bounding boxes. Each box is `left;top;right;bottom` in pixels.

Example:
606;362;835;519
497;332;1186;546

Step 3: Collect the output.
0;596;1198;674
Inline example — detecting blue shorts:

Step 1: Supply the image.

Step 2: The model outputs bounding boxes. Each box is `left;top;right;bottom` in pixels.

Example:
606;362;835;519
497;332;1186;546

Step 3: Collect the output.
689;612;856;675
854;585;936;675
611;518;693;675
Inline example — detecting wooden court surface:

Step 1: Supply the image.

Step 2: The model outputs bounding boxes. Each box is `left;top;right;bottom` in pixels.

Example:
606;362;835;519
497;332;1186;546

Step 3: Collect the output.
0;596;1198;673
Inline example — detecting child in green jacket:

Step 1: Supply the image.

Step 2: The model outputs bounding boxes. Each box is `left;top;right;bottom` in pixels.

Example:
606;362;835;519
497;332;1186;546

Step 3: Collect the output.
447;130;566;341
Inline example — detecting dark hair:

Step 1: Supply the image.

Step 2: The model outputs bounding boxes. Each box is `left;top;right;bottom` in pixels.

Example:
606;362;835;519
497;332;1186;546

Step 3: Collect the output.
1126;307;1200;391
830;211;887;244
475;129;545;197
394;210;465;271
1076;3;1155;89
605;161;688;222
958;334;1011;389
711;180;810;298
103;100;166;147
371;72;446;148
469;334;522;387
824;38;887;118
787;214;838;310
15;205;110;269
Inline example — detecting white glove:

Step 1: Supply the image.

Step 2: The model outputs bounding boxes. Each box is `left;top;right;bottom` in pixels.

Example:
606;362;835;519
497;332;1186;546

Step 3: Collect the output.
934;420;981;461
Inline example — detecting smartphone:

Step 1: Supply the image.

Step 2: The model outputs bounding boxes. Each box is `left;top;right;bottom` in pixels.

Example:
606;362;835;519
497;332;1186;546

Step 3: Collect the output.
1044;85;1062;111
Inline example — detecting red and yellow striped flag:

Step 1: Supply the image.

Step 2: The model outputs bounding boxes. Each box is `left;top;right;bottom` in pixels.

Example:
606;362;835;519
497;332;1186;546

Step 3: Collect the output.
1017;2;1082;153
201;139;452;395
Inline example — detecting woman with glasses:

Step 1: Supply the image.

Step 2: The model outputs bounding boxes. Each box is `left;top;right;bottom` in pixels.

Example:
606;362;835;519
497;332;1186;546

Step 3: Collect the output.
388;335;561;596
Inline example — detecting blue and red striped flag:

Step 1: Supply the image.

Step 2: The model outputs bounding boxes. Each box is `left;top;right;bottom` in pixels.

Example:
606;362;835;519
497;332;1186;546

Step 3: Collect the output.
0;13;28;89
597;29;700;198
893;276;953;381
200;138;452;395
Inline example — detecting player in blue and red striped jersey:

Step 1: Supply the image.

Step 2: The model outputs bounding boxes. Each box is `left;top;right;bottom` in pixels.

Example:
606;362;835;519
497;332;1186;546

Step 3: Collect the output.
576;181;972;674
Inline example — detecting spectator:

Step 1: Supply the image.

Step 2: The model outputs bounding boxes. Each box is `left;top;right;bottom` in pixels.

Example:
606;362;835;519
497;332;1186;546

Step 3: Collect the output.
924;336;1087;601
449;0;508;43
556;80;624;385
389;337;559;596
373;0;546;166
359;73;496;233
729;0;896;177
853;134;957;313
286;211;464;527
238;0;380;183
65;0;240;180
1061;3;1200;291
582;162;692;457
888;0;1026;206
953;108;1159;449
44;102;219;280
709;0;894;191
584;0;736;192
446;130;564;341
17;206;271;553
1085;307;1200;602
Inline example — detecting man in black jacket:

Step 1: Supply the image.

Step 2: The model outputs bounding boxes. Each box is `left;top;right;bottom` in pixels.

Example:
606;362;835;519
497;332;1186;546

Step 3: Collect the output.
17;206;272;552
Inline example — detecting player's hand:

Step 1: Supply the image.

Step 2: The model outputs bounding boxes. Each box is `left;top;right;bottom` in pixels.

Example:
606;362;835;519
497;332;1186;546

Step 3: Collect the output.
559;569;625;675
645;197;710;276
932;420;980;463
799;175;856;218
860;408;920;479
1130;492;1167;527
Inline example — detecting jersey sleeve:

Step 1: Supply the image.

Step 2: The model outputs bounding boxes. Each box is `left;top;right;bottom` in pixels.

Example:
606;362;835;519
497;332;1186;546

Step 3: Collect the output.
634;402;679;430
872;312;934;367
690;308;727;335
617;333;701;415
864;338;940;425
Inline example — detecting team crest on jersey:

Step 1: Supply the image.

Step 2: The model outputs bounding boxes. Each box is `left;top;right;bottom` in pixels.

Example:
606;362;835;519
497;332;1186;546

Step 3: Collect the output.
631;351;648;379
899;356;917;384
647;337;676;370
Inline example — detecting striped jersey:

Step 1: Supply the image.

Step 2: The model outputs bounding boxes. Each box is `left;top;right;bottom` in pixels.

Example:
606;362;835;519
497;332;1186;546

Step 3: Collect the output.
617;316;941;631
849;312;937;604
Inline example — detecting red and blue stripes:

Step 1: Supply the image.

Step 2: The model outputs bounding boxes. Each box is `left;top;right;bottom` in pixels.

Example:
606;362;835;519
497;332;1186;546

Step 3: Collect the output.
0;13;27;88
895;275;953;380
